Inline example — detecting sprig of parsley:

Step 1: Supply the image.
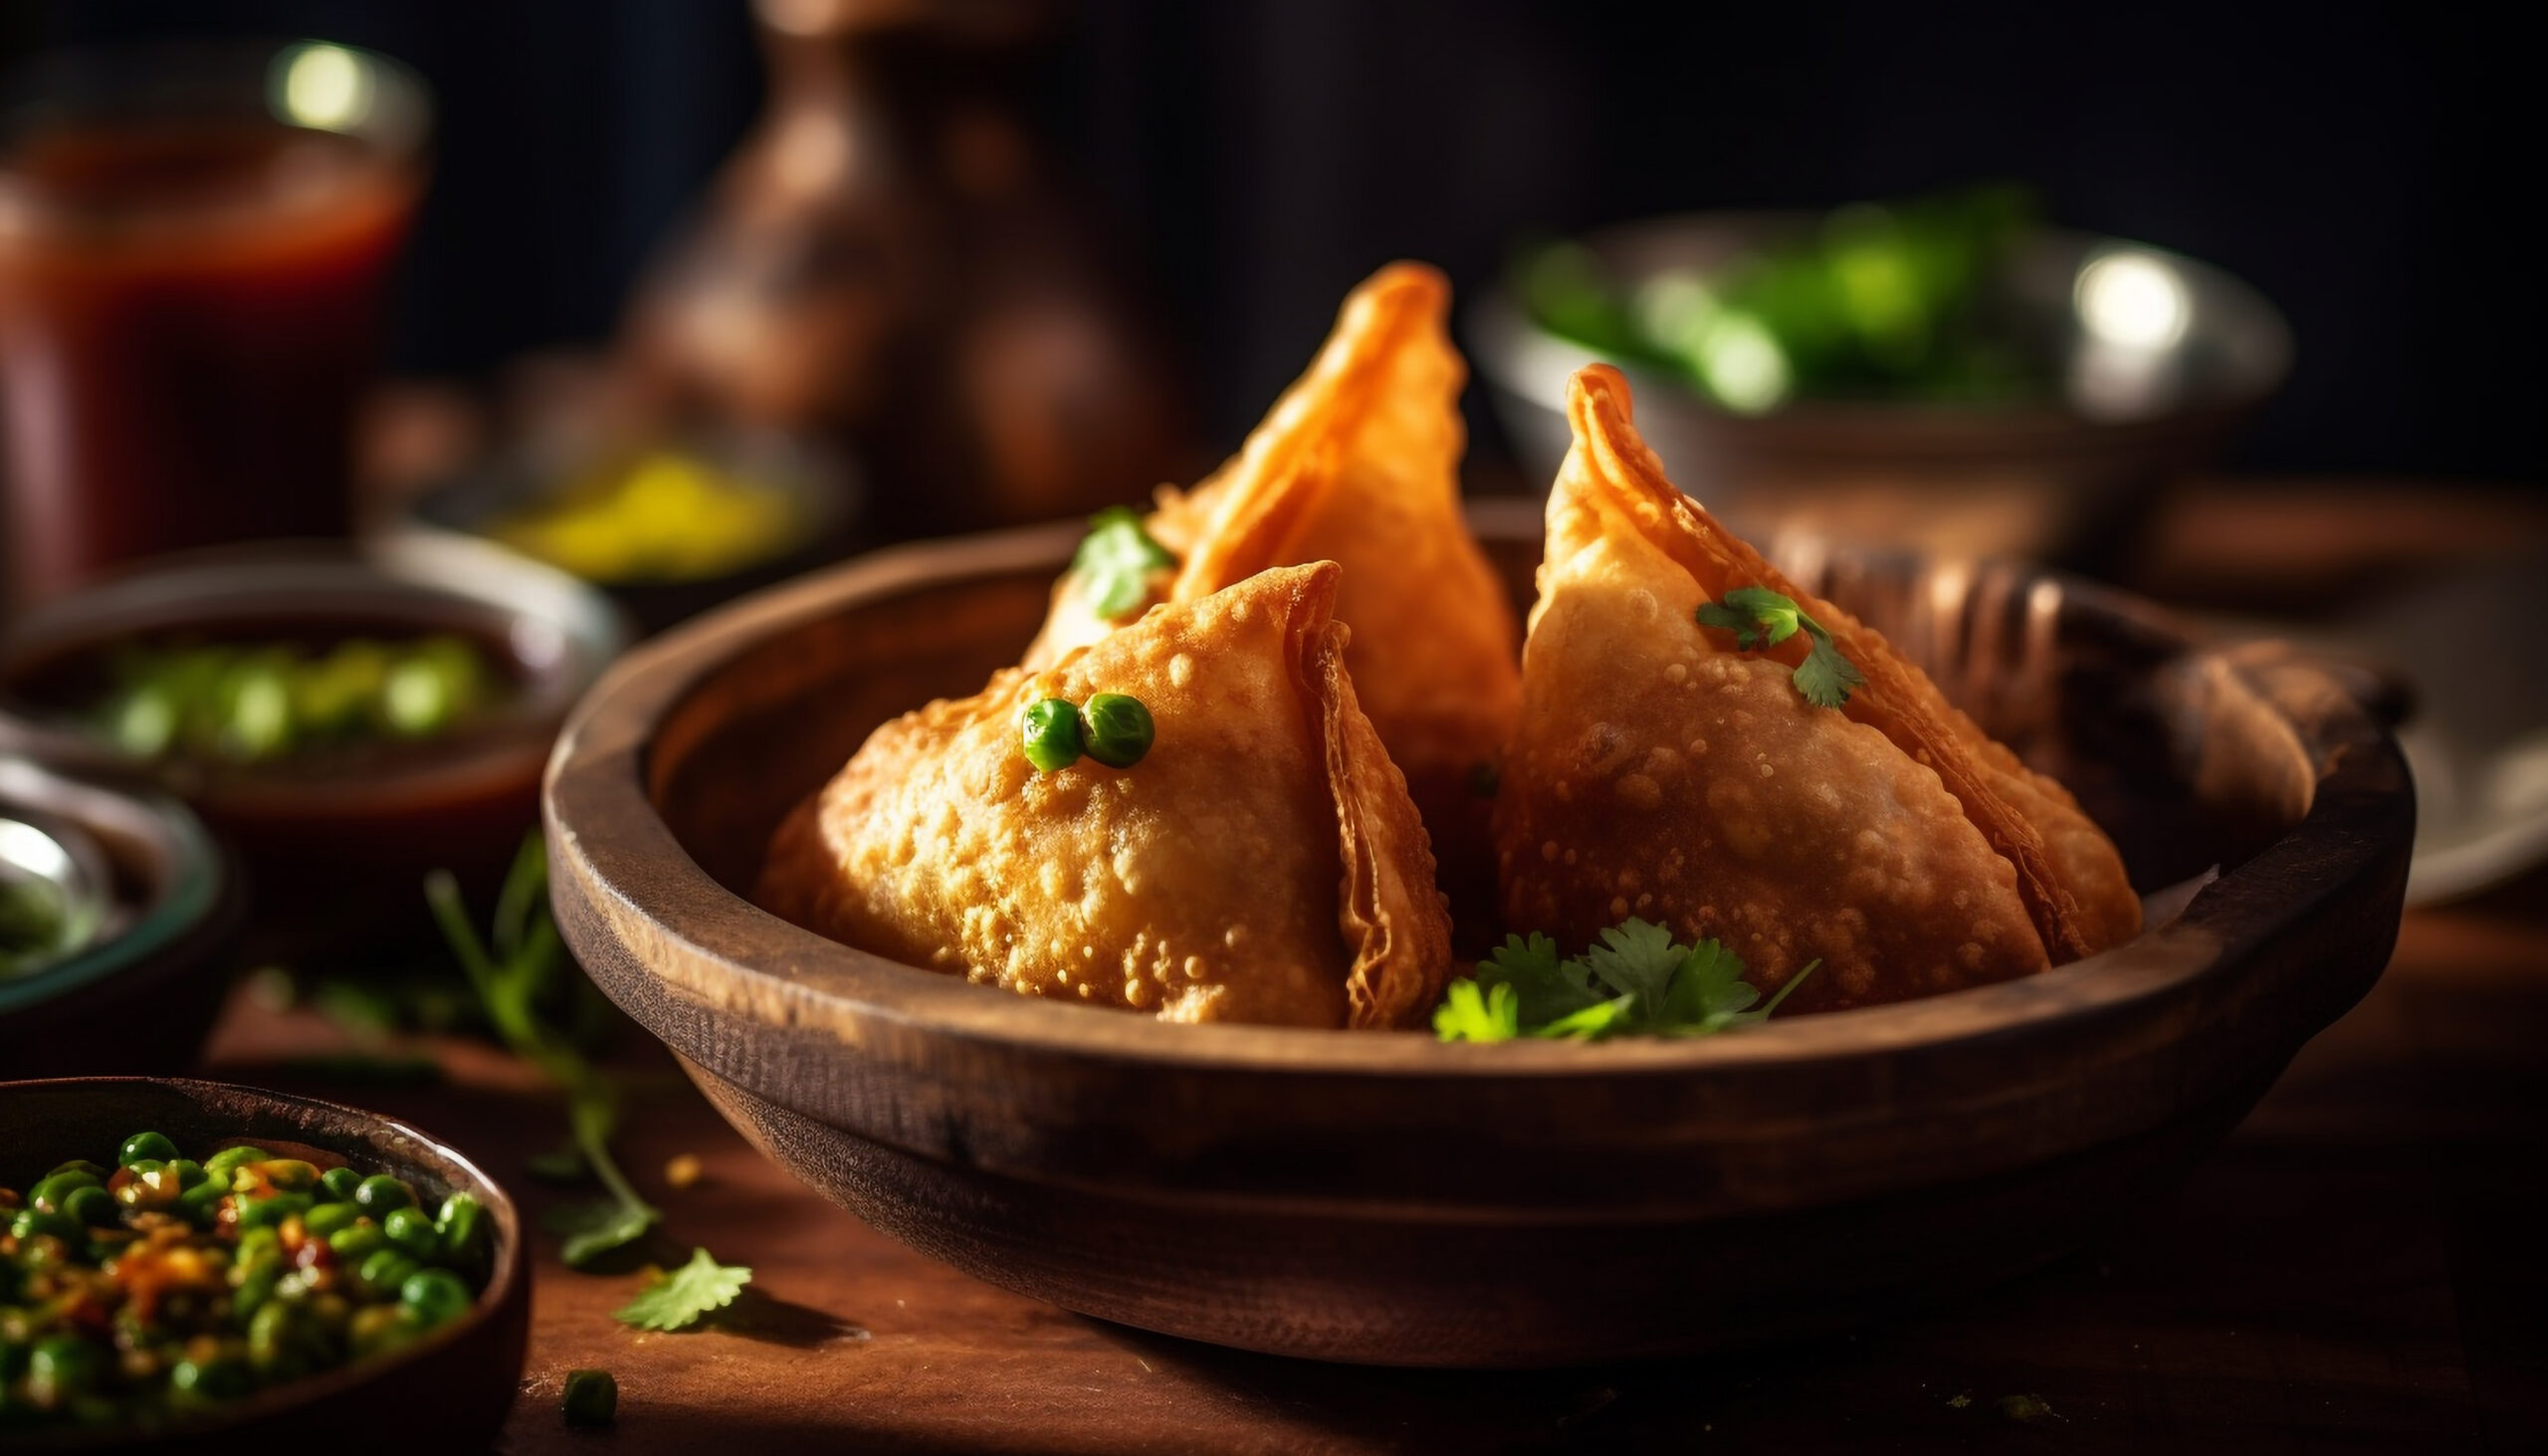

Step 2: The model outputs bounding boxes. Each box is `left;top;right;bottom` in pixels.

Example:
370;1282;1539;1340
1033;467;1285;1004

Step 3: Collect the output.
430;835;662;1268
1070;507;1177;617
1695;585;1866;709
613;1247;752;1333
1434;918;1816;1042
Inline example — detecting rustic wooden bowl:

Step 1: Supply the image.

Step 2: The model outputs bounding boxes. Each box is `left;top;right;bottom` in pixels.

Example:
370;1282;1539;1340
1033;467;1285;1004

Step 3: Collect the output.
543;501;2412;1367
0;1076;530;1450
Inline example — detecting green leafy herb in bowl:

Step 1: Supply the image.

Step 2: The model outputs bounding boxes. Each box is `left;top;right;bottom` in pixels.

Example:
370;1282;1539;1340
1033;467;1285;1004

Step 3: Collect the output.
91;635;499;767
1435;917;1815;1042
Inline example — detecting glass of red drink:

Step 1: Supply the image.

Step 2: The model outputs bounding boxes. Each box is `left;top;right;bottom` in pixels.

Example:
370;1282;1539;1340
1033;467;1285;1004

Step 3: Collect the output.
0;40;429;606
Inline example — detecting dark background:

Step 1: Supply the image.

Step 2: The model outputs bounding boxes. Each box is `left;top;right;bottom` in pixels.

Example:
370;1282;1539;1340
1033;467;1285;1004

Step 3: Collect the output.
6;0;2534;481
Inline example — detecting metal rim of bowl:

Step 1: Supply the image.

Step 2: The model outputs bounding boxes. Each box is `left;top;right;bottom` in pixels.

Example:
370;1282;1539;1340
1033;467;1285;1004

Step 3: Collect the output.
1467;215;2294;439
0;755;224;1018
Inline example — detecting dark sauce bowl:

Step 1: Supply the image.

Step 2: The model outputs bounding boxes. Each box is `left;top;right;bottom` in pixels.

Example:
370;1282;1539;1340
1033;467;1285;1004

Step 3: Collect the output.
0;1076;529;1451
0;538;627;958
0;755;241;1077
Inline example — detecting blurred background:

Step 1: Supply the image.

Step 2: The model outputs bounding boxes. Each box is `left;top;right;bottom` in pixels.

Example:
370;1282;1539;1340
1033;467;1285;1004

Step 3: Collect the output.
4;0;2533;483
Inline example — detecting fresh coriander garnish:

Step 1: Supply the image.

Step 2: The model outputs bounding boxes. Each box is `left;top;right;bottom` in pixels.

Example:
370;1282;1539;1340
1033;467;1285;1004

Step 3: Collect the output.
1069;507;1176;618
613;1247;752;1333
1433;918;1816;1042
429;835;660;1268
1695;585;1866;709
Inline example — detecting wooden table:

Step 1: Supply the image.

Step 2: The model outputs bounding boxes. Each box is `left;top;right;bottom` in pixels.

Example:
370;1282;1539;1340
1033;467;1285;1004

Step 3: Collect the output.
179;476;2541;1451
187;860;2544;1455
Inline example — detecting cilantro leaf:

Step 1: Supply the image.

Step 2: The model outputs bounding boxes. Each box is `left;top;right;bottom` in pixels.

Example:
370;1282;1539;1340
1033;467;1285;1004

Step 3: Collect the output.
549;1198;662;1270
1069;507;1176;618
1434;918;1813;1043
1693;586;1861;709
613;1247;752;1333
1477;933;1608;1026
1432;979;1519;1042
1792;630;1867;710
1580;918;1686;1021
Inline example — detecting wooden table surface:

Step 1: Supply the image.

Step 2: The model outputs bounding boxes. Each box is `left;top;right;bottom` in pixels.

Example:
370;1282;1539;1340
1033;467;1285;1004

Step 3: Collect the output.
173;477;2541;1453
197;866;2546;1454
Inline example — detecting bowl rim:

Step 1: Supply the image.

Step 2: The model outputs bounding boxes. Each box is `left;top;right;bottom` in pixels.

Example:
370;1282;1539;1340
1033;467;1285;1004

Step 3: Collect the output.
0;755;226;1017
0;1074;525;1446
1468;213;2294;433
542;504;2409;1079
0;536;629;807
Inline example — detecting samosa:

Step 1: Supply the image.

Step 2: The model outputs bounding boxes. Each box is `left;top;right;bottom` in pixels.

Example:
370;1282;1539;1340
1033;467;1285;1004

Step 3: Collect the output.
1024;263;1520;920
758;561;1452;1029
1494;365;2139;1012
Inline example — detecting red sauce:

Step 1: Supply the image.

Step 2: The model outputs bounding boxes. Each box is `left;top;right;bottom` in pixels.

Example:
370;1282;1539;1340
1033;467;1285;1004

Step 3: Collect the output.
0;119;418;603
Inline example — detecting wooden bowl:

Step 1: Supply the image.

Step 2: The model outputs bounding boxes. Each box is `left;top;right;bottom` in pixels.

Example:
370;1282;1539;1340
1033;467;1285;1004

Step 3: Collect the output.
543;502;2412;1367
0;1076;530;1450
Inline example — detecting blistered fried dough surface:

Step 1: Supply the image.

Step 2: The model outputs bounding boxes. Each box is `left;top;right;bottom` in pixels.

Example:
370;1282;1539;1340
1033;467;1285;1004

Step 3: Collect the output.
1022;264;1520;855
1495;365;2139;1011
756;562;1451;1029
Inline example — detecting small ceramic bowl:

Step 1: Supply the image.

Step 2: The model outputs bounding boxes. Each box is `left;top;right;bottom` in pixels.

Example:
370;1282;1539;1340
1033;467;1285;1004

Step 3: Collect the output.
542;504;2411;1367
395;426;860;637
0;755;241;1077
0;537;626;957
1470;215;2291;565
0;1076;529;1451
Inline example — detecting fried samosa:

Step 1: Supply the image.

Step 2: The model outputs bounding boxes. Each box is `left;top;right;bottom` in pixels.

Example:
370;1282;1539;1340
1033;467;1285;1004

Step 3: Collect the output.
756;561;1452;1029
1022;263;1520;910
1494;365;2140;1013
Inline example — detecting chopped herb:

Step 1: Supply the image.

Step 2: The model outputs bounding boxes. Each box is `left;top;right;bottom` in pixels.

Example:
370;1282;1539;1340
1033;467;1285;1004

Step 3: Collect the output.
1695;585;1866;709
613;1248;752;1333
430;836;660;1268
1069;507;1176;618
1435;918;1816;1042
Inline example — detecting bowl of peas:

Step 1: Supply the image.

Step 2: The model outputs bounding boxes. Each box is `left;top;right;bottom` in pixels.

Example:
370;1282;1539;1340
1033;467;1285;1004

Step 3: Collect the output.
0;538;627;957
0;1076;528;1449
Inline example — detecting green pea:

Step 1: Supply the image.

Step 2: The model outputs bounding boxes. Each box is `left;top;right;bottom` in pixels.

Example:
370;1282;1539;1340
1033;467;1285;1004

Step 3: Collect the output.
357;1249;421;1297
381;1206;440;1259
27;1169;100;1213
9;1208;81;1243
45;1158;106;1183
352;1174;415;1214
399;1268;473;1328
236;1191;313;1228
435;1193;488;1263
167;1157;207;1190
319;1166;364;1201
561;1367;617;1428
1079;693;1155;768
60;1185;114;1229
246;1300;308;1372
26;1334;99;1404
169;1351;254;1401
118;1132;178;1166
177;1177;231;1224
348;1304;414;1359
328;1222;386;1263
1019;697;1084;771
233;1264;282;1323
303;1202;362;1239
203;1145;270;1183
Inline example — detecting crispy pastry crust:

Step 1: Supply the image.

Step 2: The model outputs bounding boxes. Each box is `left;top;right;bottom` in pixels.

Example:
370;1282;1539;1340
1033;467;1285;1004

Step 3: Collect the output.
1495;365;2139;1011
758;562;1452;1029
1021;264;1519;931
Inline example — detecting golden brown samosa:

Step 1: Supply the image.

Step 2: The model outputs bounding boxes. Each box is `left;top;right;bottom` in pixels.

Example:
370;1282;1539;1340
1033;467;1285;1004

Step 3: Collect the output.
1023;263;1520;918
1494;365;2140;1013
757;561;1452;1029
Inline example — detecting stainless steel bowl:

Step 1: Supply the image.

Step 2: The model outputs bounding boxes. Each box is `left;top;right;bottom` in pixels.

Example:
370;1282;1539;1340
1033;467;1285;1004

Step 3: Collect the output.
1469;214;2291;565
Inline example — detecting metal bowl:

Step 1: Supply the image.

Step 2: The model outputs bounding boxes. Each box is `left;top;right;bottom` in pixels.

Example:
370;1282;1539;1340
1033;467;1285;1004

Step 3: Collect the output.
1469;215;2291;564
